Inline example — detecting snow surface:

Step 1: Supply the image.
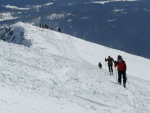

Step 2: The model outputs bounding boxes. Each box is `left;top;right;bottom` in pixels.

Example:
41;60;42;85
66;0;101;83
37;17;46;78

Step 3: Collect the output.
43;2;53;6
2;3;53;12
0;12;18;21
0;22;150;113
3;5;30;10
92;0;139;4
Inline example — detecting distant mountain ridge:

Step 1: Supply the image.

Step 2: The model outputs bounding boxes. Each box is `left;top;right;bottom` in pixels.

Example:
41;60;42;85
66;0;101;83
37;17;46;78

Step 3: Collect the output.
0;0;150;58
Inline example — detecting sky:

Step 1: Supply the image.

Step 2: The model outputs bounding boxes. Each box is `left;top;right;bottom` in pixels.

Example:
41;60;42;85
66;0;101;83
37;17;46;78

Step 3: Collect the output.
0;22;150;113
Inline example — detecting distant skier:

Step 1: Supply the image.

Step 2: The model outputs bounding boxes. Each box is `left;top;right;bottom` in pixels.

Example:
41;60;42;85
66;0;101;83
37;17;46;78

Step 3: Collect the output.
98;62;102;69
39;24;42;28
105;56;114;75
58;28;61;32
114;55;127;88
45;24;49;29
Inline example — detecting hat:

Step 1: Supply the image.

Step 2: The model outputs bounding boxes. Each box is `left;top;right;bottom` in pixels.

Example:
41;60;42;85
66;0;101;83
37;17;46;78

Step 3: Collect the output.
118;55;122;59
117;55;123;62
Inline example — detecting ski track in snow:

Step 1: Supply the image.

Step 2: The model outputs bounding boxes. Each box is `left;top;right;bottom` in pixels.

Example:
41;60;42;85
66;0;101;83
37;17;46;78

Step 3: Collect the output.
0;22;150;113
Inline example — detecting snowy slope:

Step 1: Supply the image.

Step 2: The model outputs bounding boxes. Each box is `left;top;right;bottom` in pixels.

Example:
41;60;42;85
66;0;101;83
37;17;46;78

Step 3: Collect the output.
0;22;150;113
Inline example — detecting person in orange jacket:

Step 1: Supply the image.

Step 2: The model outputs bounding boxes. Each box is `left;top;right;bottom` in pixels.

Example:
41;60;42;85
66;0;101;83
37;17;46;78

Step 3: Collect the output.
114;55;127;88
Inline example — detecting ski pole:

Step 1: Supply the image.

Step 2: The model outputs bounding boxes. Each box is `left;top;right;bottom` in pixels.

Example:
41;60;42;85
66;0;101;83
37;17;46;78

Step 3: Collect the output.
126;74;131;89
115;68;118;82
105;62;107;74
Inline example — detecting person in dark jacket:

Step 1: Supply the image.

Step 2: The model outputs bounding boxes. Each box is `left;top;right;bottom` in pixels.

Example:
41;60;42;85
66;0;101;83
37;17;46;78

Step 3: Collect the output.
105;56;114;75
98;62;102;69
114;55;127;88
58;28;61;32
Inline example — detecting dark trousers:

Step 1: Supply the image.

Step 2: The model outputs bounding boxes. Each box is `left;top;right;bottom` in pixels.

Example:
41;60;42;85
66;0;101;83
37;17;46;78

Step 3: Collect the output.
118;71;126;84
108;64;113;72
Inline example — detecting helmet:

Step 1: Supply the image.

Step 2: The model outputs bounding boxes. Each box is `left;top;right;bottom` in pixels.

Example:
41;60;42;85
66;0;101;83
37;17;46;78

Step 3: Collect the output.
117;55;123;62
118;55;122;59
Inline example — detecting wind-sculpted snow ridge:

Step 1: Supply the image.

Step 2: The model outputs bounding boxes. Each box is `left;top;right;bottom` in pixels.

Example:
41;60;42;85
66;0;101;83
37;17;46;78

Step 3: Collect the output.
0;22;31;47
0;22;150;113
